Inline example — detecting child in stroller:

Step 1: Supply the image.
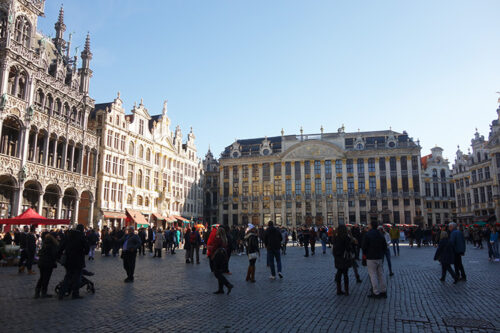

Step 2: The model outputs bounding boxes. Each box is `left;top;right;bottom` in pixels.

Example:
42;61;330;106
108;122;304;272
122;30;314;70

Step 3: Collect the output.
55;268;95;296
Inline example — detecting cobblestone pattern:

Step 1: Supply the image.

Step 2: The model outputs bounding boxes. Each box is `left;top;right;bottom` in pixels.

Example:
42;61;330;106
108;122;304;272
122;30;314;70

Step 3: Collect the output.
0;243;499;333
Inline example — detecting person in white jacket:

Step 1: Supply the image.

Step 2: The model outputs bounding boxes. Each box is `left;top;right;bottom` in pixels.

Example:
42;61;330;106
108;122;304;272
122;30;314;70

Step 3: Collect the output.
154;229;165;258
378;226;394;276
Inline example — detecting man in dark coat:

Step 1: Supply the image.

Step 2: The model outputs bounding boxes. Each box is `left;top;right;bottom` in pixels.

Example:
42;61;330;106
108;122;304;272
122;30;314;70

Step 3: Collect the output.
17;226;29;273
138;228;147;256
302;226;311;257
120;227;141;282
58;224;89;300
263;221;283;279
362;221;388;298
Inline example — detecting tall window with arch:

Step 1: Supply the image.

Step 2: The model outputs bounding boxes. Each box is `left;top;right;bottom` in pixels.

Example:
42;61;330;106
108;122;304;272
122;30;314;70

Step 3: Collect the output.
139;145;144;159
7;67;28;100
15;16;31;48
128;142;135;156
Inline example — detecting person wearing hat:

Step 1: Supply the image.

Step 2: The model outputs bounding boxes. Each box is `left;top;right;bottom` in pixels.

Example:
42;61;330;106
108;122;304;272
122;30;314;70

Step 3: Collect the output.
244;224;260;282
119;227;142;283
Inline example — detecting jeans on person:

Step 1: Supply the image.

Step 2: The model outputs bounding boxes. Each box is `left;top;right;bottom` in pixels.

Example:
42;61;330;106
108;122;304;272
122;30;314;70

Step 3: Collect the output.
384;248;393;274
267;248;282;277
154;248;162;257
491;241;499;259
391;239;400;256
367;259;386;295
304;243;309;257
321;239;327;254
88;245;96;258
454;253;466;279
441;263;457;281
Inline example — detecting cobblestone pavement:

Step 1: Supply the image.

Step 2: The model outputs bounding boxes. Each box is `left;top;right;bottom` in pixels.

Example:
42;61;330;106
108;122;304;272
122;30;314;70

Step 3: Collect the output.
0;242;499;333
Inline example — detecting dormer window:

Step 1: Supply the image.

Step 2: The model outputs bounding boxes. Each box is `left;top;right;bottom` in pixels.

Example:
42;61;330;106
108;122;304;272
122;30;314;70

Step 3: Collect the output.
355;142;364;150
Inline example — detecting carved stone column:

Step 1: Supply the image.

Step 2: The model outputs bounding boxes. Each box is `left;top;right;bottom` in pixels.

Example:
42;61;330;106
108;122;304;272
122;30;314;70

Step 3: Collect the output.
73;198;80;225
37;191;44;215
56;194;63;219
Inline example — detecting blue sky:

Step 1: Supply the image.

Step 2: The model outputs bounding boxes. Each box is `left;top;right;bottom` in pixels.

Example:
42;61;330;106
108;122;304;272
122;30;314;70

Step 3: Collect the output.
37;1;500;163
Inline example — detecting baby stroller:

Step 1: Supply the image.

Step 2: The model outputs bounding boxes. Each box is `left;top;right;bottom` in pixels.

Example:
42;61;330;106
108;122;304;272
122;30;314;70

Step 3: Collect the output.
55;269;95;296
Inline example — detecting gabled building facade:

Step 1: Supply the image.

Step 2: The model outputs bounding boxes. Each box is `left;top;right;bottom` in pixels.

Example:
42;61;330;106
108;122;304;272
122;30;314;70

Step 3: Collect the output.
452;102;500;224
0;1;98;225
420;147;456;225
90;97;203;228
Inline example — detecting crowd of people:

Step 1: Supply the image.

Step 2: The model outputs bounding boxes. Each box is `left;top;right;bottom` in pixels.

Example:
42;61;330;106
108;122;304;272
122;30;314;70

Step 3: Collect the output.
0;220;498;300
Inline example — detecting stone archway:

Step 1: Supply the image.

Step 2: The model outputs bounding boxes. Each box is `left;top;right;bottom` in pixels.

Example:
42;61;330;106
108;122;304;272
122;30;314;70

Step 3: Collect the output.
62;187;78;221
22;180;42;213
0;174;17;218
43;184;61;218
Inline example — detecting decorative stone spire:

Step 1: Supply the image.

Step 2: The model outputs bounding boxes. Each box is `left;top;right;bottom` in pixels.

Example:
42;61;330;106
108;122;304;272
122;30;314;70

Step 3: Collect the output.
53;5;66;52
281;128;284;136
78;33;93;94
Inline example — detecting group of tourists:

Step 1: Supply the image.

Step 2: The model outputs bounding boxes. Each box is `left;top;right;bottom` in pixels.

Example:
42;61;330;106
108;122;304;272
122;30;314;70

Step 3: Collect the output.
0;219;498;301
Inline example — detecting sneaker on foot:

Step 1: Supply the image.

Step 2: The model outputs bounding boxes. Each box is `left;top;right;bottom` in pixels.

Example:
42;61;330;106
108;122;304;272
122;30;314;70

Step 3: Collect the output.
278;272;283;279
270;275;276;280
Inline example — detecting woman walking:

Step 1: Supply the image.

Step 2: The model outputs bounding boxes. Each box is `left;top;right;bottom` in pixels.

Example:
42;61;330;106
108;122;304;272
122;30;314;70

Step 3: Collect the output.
244;224;260;282
211;227;233;294
332;225;353;295
35;232;59;299
434;231;458;283
489;226;499;262
153;228;165;258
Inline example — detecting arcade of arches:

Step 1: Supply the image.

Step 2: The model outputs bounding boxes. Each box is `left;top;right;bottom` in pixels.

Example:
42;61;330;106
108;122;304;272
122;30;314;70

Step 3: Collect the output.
0;175;94;226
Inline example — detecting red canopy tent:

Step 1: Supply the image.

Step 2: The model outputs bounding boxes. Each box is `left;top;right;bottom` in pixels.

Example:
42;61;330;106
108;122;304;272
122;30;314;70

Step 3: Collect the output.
0;208;70;225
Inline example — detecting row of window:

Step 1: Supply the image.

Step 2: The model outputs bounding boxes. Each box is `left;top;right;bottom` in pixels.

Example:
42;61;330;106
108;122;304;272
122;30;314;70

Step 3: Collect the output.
224;156;419;180
424;182;455;198
223;198;422;211
105;131;199;179
456;185;493;207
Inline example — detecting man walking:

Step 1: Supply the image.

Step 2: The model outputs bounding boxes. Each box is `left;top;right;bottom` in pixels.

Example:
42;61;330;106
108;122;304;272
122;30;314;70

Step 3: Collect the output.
58;224;89;300
389;225;400;256
189;227;202;264
120;227;141;283
449;222;466;281
263;221;283;280
362;221;388;298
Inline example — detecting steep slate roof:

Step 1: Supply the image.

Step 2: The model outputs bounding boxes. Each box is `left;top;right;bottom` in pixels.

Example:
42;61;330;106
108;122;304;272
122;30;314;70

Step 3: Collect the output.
90;102;113;119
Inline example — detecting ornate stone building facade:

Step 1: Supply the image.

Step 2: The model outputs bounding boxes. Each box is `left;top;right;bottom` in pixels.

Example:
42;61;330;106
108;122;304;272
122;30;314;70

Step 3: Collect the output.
453;103;500;224
90;97;203;227
0;1;98;225
202;148;219;225
217;128;424;227
420;147;456;225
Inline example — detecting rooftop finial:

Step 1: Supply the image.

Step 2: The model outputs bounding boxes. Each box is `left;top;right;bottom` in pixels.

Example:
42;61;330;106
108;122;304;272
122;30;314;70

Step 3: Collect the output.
281;128;284;136
140;98;143;106
300;126;303;135
320;125;324;134
58;5;64;24
117;91;120;99
162;100;168;116
81;32;92;57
